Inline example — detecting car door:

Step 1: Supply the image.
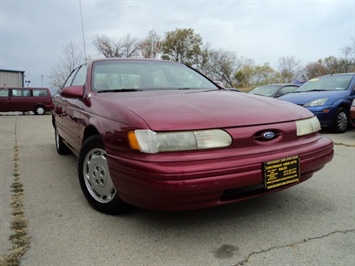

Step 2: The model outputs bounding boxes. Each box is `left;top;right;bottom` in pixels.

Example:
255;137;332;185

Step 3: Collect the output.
10;88;34;111
54;66;87;152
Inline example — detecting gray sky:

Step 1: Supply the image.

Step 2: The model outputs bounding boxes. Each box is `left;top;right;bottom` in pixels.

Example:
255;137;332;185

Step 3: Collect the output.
1;0;354;88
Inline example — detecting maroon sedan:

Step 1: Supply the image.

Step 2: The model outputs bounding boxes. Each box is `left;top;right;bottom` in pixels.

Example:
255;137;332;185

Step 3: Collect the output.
350;99;355;128
52;59;333;214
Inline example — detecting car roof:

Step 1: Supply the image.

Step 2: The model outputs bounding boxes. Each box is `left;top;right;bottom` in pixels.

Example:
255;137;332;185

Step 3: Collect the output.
89;58;179;64
257;83;299;87
318;73;355;78
0;87;49;90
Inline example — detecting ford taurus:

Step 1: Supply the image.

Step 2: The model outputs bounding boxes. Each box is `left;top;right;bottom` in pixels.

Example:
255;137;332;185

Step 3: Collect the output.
52;58;334;214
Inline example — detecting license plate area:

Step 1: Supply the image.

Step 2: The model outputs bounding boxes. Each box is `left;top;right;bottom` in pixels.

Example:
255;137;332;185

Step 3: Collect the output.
264;156;300;189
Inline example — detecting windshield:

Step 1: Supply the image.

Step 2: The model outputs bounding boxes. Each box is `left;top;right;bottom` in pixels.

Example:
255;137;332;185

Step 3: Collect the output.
92;60;218;92
249;85;281;97
296;74;353;92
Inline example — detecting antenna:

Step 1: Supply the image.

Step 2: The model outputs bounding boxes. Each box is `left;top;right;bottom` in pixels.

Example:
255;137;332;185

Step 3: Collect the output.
79;0;88;64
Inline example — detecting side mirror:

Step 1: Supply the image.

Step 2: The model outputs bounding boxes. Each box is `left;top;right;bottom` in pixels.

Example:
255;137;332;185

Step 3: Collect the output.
60;85;84;98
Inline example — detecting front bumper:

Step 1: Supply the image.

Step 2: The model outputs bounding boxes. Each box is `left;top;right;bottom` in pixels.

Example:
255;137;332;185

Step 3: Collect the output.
107;135;333;211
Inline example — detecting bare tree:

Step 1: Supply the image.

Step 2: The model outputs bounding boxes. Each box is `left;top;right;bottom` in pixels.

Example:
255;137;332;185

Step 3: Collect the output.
49;41;84;90
302;55;352;80
120;34;141;58
303;59;328;80
196;43;211;75
93;35;121;58
340;38;355;72
93;34;140;58
278;56;301;83
323;56;347;73
205;49;238;87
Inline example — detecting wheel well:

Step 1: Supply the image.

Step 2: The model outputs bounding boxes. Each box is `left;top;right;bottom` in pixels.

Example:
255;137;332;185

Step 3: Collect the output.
341;104;350;110
34;104;45;110
83;126;100;144
337;104;350;114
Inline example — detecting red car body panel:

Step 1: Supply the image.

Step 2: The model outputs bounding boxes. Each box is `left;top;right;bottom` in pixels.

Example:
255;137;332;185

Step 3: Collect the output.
350;101;355;127
96;90;309;130
104;121;333;210
52;59;334;212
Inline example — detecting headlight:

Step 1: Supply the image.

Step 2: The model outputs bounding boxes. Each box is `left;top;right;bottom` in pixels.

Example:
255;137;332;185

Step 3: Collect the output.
128;129;232;154
304;98;328;107
296;116;321;136
352;99;355;106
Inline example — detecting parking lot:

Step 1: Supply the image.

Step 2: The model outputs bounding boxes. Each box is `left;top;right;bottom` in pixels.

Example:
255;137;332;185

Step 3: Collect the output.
1;114;354;265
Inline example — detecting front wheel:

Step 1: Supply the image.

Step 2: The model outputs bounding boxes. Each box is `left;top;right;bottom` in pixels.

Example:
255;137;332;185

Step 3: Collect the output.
78;135;130;214
332;108;349;133
34;106;45;115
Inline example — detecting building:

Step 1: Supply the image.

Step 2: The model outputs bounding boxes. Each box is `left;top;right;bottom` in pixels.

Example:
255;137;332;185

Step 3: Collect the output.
0;69;25;87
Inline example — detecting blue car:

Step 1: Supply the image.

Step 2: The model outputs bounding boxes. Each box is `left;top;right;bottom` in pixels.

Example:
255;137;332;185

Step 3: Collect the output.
279;73;355;133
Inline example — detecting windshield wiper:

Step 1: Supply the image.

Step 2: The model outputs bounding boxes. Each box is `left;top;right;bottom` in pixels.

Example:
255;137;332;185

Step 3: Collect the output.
296;89;328;93
98;88;141;93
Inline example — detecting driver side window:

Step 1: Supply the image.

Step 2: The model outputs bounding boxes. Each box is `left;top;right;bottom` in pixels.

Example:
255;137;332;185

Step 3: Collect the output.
63;66;87;88
72;66;87;86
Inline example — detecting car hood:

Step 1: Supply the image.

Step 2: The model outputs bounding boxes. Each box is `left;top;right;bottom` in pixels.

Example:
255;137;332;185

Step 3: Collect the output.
279;90;348;105
96;90;312;131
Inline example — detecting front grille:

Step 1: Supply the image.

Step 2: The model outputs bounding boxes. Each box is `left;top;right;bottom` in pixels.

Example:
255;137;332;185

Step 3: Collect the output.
221;184;265;200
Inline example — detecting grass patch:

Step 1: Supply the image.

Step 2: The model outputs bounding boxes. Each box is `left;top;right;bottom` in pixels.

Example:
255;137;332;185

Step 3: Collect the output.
0;126;30;266
333;142;355;148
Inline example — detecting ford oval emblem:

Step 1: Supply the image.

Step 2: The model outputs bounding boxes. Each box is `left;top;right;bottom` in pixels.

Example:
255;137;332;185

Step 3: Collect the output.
263;131;275;139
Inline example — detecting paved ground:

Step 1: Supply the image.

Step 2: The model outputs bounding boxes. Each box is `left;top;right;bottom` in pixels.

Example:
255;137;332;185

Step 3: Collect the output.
0;114;354;265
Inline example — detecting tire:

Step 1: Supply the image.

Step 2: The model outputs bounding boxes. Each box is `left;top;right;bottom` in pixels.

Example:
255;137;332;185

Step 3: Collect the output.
55;128;71;155
34;106;45;115
332;108;349;133
78;135;130;214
